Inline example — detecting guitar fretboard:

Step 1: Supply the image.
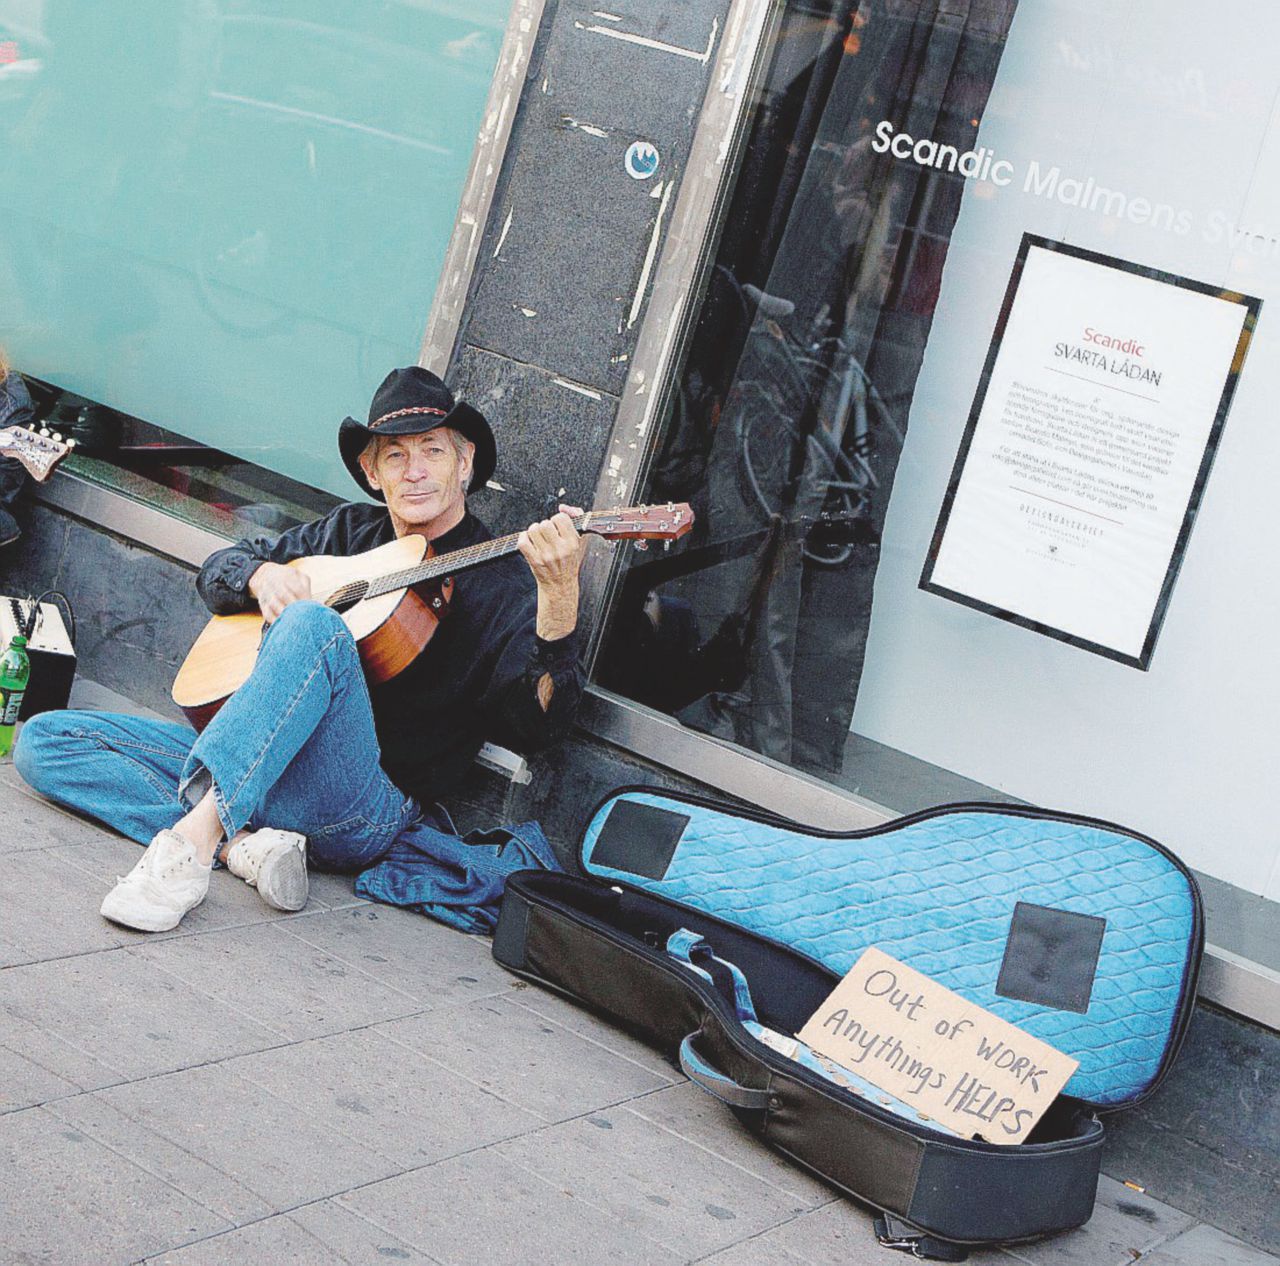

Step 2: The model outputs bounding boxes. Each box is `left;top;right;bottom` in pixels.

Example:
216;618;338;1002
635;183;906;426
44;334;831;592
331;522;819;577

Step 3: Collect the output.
325;512;594;608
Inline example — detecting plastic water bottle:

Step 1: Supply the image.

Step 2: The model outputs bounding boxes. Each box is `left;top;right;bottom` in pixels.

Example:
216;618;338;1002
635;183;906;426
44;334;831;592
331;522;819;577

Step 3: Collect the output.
0;632;30;758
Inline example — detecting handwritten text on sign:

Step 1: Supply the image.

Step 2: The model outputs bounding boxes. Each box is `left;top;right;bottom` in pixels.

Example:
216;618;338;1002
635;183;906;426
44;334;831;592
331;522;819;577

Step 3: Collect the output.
796;947;1078;1144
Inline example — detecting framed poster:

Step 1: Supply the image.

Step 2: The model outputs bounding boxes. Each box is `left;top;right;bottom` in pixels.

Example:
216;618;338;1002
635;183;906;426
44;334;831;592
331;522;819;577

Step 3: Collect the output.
920;234;1260;669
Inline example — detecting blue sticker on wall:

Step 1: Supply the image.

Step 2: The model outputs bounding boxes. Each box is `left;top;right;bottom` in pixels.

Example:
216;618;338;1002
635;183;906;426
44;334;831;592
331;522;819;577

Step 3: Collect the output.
625;141;660;180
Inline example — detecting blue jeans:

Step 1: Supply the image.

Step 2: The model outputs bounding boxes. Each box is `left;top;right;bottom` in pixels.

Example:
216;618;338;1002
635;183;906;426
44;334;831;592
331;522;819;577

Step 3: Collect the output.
13;601;421;871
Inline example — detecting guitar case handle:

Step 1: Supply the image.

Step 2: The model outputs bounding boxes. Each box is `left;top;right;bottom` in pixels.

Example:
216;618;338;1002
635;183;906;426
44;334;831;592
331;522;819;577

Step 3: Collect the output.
679;1031;772;1112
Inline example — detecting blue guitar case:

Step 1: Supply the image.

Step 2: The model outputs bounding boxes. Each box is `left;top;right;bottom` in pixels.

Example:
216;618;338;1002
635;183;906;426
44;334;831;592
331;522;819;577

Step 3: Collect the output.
492;788;1202;1259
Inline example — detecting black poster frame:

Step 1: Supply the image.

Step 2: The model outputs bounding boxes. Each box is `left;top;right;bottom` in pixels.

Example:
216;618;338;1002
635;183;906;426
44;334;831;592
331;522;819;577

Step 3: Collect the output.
919;233;1261;670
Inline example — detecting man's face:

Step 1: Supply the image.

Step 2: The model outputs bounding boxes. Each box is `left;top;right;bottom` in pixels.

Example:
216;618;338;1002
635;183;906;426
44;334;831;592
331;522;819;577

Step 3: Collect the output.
360;429;474;535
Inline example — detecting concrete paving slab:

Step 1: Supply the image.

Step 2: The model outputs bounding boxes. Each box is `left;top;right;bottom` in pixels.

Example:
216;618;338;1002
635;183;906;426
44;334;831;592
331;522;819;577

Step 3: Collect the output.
290;1200;442;1264
0;1042;80;1115
694;1201;1017;1265
494;1107;812;1259
0;848;146;966
338;1145;685;1266
509;979;683;1081
144;1203;439;1265
128;921;425;1042
0;1104;231;1266
0;950;282;1088
46;1091;276;1227
0;1001;127;1094
1002;1189;1197;1266
1093;1175;1199;1244
95;1062;403;1214
279;903;515;1007
623;1081;831;1208
0;772;111;854
1139;1222;1280;1265
377;993;671;1122
304;868;369;910
222;1027;543;1168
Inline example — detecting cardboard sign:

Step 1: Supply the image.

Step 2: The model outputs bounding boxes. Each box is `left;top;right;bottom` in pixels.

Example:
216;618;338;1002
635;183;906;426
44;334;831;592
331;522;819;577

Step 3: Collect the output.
796;947;1078;1144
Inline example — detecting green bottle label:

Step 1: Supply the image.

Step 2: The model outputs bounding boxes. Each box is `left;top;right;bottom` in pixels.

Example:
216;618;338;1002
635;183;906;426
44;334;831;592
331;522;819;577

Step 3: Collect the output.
0;686;22;725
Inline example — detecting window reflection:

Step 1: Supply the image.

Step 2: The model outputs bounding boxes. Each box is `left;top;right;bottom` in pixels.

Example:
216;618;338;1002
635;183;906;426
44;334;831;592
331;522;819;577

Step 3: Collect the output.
0;0;508;498
597;0;1017;779
19;375;340;536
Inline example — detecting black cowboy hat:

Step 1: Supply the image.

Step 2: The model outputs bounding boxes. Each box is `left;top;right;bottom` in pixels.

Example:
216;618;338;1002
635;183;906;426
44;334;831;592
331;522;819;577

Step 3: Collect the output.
338;366;496;501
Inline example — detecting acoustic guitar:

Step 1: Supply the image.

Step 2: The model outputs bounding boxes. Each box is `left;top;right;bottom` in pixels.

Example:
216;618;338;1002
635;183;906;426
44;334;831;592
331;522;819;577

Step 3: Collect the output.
172;503;694;730
0;424;76;481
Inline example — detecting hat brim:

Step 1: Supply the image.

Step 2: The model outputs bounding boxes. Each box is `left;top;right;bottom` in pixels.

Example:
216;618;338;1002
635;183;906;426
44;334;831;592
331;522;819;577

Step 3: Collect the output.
338;401;496;502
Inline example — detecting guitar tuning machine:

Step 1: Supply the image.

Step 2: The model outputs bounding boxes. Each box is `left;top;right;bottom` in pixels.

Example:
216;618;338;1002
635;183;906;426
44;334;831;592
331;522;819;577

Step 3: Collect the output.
634;540;649;551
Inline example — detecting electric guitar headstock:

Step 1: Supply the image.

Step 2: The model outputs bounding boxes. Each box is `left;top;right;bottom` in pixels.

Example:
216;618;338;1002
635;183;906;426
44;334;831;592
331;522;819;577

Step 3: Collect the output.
0;424;75;482
580;503;695;542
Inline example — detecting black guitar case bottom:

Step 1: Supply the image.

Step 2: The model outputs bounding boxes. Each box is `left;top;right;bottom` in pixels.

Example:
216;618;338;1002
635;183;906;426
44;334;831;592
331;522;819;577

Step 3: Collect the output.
491;789;1202;1259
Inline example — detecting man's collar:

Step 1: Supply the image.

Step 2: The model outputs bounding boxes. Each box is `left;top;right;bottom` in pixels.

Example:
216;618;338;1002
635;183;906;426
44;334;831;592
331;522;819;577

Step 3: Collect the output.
427;509;484;555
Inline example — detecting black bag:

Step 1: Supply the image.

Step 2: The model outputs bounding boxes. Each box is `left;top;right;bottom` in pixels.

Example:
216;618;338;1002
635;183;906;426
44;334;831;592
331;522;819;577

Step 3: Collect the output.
492;788;1203;1260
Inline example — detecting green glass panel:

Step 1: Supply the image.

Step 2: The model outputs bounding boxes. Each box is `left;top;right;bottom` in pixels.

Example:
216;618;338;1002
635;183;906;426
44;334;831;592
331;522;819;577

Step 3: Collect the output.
0;0;510;496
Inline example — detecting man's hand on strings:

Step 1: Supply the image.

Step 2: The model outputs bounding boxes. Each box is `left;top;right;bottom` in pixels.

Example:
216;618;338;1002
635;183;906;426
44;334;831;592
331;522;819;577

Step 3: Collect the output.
248;562;313;623
519;504;586;641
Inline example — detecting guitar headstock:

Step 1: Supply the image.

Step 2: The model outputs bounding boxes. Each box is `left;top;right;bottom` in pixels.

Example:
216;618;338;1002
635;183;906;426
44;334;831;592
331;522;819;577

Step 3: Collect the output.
583;503;695;541
0;425;75;482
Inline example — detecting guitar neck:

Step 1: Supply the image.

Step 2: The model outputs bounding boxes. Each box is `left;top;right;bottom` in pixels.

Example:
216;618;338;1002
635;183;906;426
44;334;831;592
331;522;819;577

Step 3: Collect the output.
362;512;593;599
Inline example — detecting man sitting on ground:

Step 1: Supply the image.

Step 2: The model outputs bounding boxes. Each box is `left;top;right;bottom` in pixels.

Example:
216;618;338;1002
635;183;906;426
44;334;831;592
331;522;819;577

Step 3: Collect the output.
15;367;586;931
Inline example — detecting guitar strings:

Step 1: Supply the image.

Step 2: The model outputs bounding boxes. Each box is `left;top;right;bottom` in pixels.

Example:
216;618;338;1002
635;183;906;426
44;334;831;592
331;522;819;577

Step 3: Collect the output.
325;511;603;609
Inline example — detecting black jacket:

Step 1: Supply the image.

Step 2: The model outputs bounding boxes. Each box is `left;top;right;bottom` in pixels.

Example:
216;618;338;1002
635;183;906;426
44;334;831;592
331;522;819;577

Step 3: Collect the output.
197;503;583;804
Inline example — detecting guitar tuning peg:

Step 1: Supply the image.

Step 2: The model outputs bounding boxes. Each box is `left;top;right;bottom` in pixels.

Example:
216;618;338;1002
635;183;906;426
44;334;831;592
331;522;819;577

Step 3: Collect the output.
39;427;49;436
66;438;77;448
52;432;64;443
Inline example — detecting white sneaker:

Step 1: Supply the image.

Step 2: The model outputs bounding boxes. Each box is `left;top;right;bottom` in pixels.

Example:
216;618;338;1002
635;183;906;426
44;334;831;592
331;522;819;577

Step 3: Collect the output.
225;829;308;912
100;830;211;932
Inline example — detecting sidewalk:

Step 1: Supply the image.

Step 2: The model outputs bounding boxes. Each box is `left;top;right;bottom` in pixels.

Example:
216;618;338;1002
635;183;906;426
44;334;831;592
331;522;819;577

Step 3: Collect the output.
1;694;1275;1265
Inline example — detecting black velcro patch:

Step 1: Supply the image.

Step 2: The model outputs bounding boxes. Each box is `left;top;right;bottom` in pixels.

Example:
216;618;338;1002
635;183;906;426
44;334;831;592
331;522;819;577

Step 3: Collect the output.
996;902;1106;1014
590;800;690;880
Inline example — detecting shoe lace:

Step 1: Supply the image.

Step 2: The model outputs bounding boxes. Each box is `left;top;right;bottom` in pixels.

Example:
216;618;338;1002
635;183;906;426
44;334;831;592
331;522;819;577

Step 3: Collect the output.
238;850;262;883
116;839;194;886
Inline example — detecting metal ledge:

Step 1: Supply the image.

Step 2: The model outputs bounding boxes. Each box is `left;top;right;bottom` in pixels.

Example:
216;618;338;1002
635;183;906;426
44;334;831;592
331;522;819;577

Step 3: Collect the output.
581;687;1280;1031
35;469;233;568
1199;944;1280;1029
582;688;899;830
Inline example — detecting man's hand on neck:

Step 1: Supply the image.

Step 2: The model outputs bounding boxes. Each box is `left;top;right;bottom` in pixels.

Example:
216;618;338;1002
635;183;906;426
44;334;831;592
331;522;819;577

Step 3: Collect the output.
518;505;586;642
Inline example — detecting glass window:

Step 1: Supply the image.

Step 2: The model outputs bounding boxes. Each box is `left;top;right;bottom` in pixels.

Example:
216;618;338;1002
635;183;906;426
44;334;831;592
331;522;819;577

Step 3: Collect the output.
21;375;341;536
595;0;1280;910
0;0;511;499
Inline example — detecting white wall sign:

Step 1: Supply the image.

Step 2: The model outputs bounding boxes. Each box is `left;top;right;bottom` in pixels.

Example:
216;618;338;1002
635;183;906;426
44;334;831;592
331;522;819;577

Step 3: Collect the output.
920;236;1258;668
